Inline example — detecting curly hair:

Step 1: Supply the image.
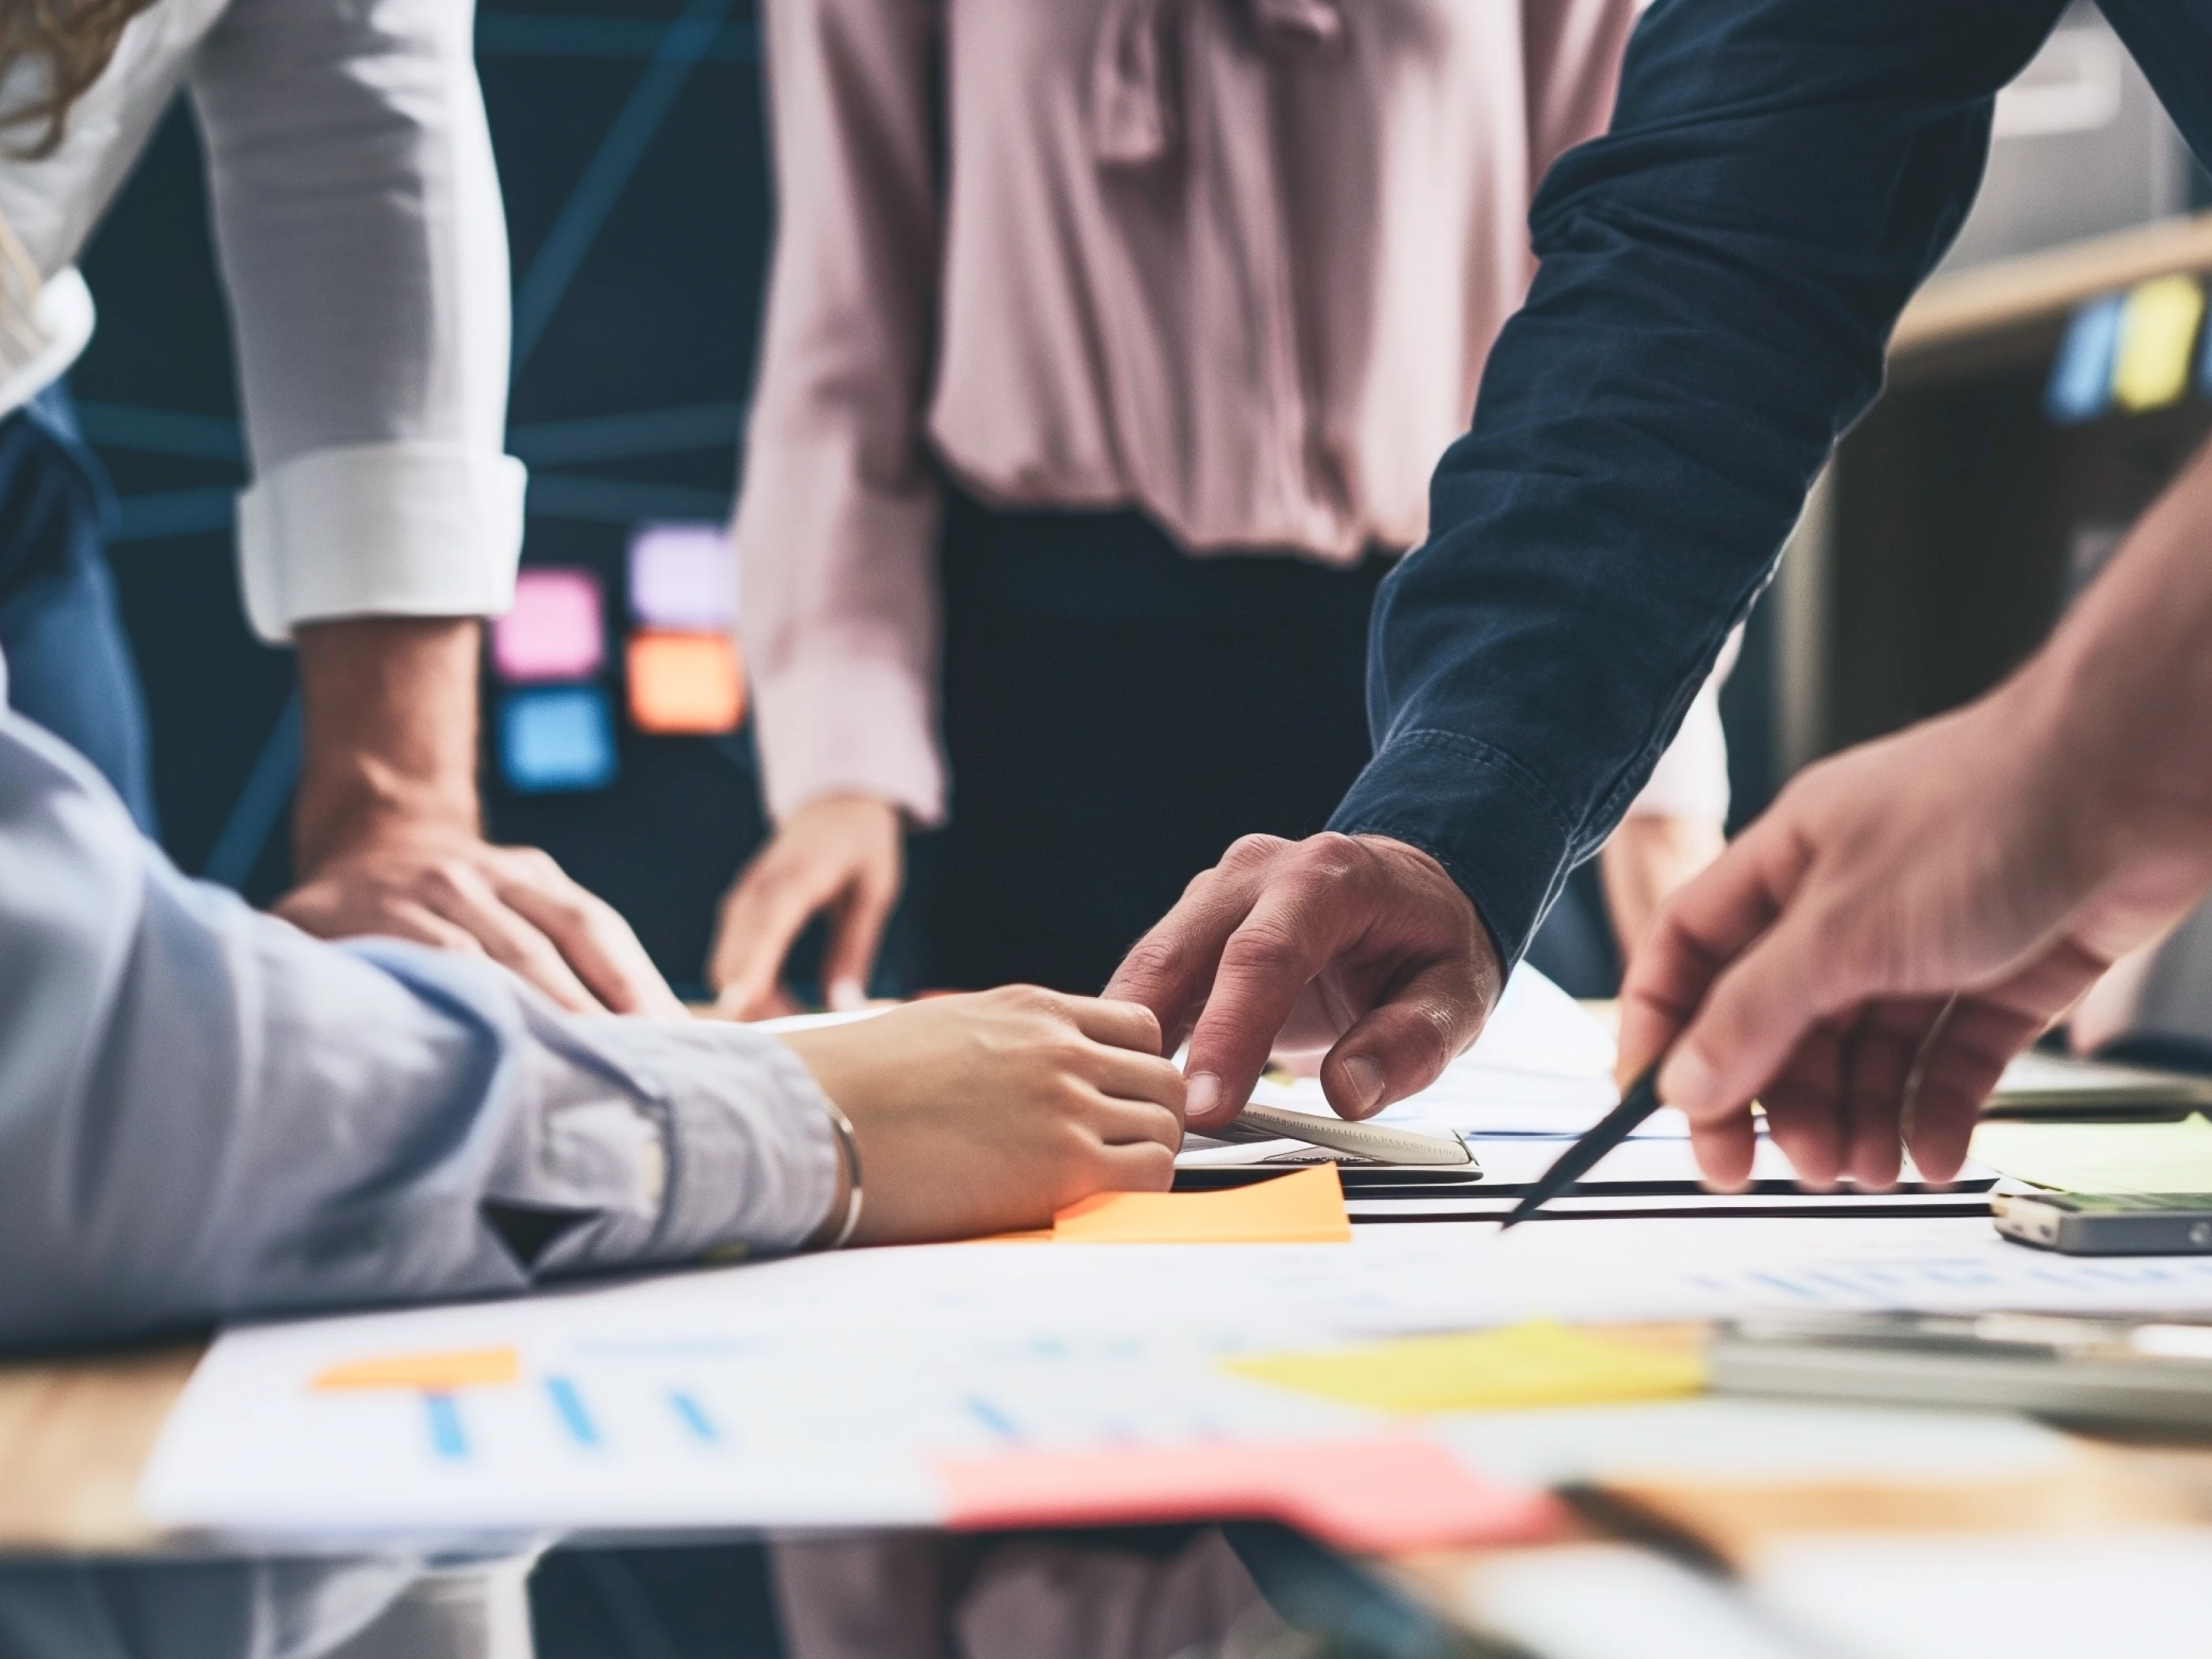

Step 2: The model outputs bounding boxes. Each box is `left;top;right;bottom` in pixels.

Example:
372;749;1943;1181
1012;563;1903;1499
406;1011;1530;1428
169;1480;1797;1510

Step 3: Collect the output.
0;0;160;158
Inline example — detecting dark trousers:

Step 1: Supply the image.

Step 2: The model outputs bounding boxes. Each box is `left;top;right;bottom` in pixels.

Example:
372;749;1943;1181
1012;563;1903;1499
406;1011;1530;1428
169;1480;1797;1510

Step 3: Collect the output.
0;383;156;833
907;486;1620;999
915;490;1388;995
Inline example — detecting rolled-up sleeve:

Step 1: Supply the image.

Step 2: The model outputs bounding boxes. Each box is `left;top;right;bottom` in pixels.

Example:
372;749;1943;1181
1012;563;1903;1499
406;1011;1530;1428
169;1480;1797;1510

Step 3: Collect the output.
189;0;525;642
1330;0;2066;966
0;705;835;1350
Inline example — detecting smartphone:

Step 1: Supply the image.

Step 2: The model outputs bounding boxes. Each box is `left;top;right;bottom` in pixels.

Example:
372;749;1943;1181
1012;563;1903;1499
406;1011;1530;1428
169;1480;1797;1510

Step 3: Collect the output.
1992;1191;2212;1255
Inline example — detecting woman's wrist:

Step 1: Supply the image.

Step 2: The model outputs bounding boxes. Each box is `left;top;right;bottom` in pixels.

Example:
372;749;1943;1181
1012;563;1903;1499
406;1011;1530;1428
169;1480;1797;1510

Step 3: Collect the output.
802;1092;863;1249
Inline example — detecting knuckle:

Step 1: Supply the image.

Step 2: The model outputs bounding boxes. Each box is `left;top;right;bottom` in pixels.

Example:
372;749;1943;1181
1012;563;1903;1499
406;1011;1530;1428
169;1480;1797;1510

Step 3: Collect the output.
504;845;563;882
1112;935;1186;991
1288;831;1364;886
1221;833;1291;872
412;858;476;901
1219;922;1305;983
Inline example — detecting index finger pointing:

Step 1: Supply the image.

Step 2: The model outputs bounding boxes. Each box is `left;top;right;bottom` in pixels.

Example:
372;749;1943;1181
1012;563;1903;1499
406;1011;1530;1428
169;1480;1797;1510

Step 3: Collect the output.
1616;817;1803;1085
1105;836;1289;1049
1179;842;1372;1127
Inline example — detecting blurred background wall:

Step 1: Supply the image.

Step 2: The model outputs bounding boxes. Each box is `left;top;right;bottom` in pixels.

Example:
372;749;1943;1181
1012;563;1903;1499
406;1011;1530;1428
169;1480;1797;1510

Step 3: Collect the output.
71;0;2212;1002
79;0;771;997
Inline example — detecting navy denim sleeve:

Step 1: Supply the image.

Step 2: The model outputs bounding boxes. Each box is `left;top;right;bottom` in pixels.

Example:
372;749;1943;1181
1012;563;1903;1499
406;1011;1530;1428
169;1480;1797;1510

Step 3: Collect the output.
1328;0;2071;966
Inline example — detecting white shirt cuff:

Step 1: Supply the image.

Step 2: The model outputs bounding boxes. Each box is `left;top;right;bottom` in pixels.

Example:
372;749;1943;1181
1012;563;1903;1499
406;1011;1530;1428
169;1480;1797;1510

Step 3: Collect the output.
236;441;527;642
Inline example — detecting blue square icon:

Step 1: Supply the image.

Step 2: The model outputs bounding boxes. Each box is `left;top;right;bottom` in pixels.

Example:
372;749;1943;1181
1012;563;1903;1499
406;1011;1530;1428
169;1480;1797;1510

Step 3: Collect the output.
498;686;617;793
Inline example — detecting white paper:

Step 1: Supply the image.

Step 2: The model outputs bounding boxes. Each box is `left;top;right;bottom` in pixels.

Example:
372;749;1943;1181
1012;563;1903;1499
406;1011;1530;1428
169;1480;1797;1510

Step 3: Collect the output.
146;1214;2212;1541
1235;965;1625;1148
1461;965;1617;1076
1751;1532;2212;1659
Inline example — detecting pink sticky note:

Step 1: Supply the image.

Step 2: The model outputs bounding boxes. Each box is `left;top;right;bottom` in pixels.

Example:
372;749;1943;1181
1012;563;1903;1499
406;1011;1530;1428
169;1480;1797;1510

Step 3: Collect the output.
492;569;604;683
938;1439;1563;1554
628;521;735;630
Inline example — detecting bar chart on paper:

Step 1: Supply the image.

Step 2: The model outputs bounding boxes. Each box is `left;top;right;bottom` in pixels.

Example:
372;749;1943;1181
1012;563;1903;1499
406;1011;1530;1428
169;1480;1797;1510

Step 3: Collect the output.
142;1216;2212;1547
138;1281;1428;1542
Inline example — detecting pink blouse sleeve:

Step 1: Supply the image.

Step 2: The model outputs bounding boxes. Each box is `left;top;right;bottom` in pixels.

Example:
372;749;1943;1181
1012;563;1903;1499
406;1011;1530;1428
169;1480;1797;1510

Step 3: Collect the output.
735;0;948;826
1521;0;1639;186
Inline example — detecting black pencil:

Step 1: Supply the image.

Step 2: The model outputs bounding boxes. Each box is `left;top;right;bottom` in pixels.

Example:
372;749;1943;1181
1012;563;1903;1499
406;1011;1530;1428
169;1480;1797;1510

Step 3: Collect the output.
1497;1062;1665;1229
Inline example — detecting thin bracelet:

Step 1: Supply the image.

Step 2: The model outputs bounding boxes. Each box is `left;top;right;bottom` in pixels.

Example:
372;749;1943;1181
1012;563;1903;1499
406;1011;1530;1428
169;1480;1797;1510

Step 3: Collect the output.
818;1097;864;1249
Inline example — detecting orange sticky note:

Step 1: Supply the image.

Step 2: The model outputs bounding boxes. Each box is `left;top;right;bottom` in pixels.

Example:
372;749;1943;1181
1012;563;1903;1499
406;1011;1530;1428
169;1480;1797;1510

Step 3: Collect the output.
312;1347;521;1393
1050;1165;1350;1243
937;1438;1562;1553
626;631;744;734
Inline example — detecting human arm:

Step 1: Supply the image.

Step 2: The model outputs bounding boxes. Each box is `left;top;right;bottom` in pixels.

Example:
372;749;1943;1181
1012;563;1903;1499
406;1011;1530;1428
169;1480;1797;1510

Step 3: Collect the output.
187;0;675;1012
713;0;946;1012
274;619;683;1015
1112;0;2065;1123
1617;438;2212;1190
0;699;1180;1348
0;701;833;1348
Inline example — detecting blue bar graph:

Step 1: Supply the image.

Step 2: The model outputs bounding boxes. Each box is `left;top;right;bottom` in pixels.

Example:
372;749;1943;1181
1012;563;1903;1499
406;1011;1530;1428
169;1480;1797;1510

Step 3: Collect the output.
668;1390;717;1443
965;1395;1020;1443
546;1376;601;1446
425;1394;468;1461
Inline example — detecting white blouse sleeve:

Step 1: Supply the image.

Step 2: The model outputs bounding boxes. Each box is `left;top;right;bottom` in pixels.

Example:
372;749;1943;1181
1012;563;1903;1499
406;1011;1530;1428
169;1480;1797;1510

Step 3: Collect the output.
188;0;525;641
1623;623;1744;825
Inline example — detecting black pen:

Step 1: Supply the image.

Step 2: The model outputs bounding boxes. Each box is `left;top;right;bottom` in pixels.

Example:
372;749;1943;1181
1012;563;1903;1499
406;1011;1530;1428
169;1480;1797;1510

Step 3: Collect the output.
1497;1062;1664;1229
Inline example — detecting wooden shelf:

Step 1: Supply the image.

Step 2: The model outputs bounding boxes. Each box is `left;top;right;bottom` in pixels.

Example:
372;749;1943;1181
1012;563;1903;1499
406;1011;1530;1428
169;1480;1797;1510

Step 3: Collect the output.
1894;213;2212;363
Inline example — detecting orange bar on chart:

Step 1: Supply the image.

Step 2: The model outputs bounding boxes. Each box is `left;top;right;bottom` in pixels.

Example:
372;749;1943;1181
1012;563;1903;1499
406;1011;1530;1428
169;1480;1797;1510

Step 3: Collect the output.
937;1439;1563;1553
312;1348;521;1393
1048;1165;1350;1243
627;632;745;734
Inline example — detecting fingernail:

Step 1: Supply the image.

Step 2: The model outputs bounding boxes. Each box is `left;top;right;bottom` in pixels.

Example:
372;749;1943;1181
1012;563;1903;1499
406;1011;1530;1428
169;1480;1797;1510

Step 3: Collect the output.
1341;1055;1384;1114
1185;1073;1220;1121
1658;1047;1717;1112
826;979;867;1013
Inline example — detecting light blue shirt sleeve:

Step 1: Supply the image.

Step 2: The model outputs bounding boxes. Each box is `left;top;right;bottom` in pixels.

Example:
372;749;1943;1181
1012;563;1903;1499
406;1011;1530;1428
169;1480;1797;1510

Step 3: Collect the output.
0;701;837;1349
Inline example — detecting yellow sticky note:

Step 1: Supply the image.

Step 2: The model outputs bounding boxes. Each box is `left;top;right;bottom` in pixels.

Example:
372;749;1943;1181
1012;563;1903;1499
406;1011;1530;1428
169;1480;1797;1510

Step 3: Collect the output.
1050;1166;1352;1244
1971;1113;2212;1194
2110;274;2205;412
313;1347;521;1393
1224;1320;1706;1413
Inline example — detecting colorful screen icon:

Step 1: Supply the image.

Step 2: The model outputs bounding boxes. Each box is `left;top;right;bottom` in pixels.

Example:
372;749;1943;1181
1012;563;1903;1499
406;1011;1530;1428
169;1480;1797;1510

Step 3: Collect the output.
492;569;607;683
499;685;619;792
628;521;735;632
626;631;744;735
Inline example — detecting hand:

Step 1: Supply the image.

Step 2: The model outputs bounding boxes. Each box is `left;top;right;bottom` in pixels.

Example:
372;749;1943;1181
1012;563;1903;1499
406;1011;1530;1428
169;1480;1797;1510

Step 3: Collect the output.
1617;683;2212;1193
778;986;1184;1243
278;825;687;1018
1600;813;1726;965
710;796;904;1019
281;616;680;1018
1105;833;1503;1132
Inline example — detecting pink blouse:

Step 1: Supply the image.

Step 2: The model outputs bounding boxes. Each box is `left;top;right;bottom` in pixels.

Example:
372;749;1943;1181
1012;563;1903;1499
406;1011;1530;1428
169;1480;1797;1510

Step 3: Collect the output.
735;0;1665;829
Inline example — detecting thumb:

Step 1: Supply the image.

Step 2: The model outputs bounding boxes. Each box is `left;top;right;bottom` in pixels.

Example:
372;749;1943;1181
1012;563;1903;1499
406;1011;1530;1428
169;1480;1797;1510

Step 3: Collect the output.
1317;957;1490;1120
821;863;899;1012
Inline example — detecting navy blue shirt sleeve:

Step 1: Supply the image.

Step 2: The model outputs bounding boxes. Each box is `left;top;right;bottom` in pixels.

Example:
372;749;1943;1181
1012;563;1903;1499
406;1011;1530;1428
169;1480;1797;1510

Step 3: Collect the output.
1328;0;2076;966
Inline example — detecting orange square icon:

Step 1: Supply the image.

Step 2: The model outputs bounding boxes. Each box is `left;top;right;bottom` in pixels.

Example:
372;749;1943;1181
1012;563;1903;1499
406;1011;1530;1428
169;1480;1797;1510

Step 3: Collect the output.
626;631;744;734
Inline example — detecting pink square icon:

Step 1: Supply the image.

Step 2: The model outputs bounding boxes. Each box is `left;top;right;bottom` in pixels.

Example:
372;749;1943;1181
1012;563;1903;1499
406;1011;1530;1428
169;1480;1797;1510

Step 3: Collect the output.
491;569;605;683
628;521;735;631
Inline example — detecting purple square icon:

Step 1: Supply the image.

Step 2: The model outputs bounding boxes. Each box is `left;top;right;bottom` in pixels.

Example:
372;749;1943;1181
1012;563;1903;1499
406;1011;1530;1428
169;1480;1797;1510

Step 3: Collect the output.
628;521;735;631
492;569;605;683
